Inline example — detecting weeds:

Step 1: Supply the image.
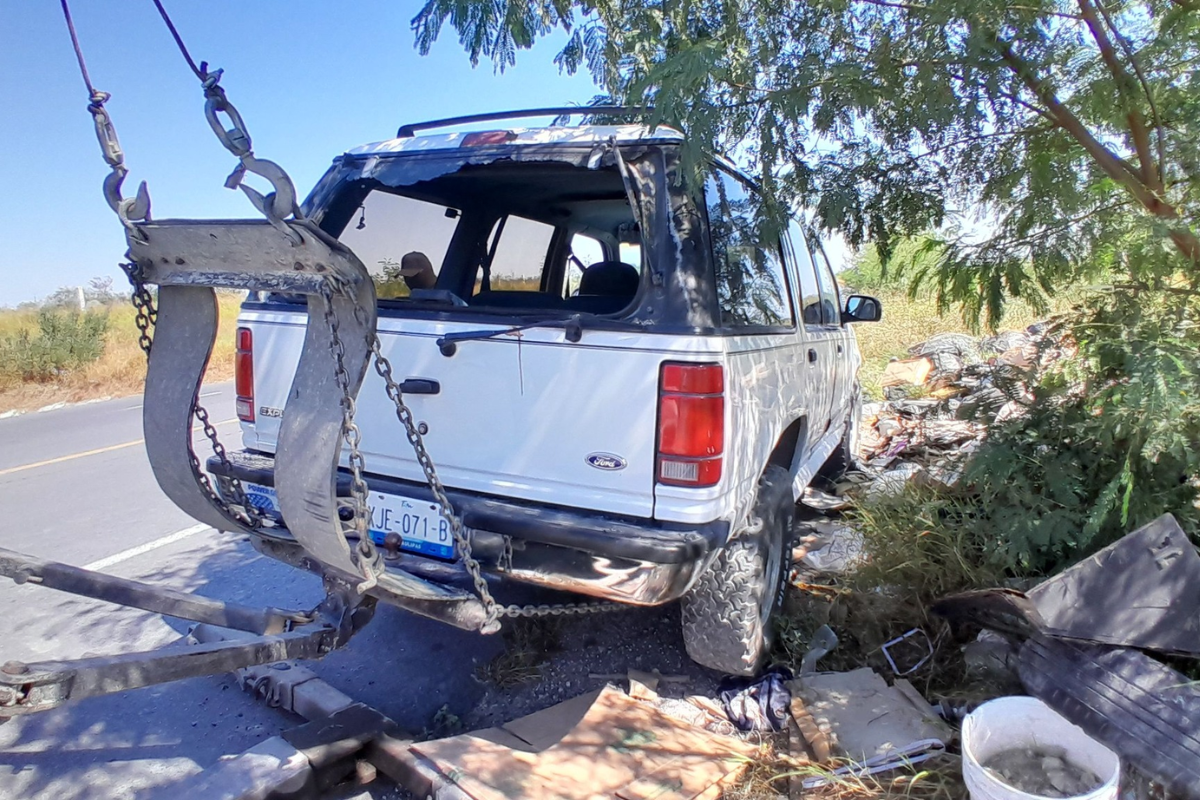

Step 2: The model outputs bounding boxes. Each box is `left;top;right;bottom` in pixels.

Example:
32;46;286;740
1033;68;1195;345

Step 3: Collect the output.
474;617;565;689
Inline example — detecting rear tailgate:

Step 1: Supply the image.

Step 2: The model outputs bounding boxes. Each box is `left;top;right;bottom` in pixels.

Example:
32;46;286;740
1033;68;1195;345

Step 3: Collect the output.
241;309;668;518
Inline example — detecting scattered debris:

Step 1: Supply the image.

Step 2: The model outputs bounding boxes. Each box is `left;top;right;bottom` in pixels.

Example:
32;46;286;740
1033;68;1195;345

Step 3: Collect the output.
1026;514;1200;655
792;518;865;575
1019;637;1200;799
410;682;761;800
799;625;839;675
788;668;949;789
930;515;1200;799
854;323;1064;497
718;667;793;732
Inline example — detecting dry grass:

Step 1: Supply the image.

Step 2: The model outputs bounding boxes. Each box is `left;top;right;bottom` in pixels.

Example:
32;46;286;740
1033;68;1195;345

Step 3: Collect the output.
0;293;243;413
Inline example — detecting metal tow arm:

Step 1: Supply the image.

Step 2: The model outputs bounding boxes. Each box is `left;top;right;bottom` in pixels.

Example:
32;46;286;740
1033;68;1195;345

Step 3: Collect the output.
0;547;372;719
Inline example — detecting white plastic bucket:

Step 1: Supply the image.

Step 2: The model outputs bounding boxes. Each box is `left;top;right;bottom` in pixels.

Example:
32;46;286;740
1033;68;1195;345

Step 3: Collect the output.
962;696;1120;800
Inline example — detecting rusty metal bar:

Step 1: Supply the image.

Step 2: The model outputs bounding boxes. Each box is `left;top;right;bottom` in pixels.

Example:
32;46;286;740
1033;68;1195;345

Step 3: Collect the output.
0;546;310;635
0;627;337;718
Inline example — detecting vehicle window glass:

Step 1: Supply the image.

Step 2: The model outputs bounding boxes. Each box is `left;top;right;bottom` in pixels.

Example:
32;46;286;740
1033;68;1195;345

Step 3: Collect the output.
812;242;841;326
706;170;793;328
477;215;556;294
618;242;642;270
337;191;460;299
566;233;604;297
787;221;824;327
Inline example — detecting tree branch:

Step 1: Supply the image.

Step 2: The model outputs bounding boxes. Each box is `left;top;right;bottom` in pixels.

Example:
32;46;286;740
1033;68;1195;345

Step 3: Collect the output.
1094;0;1167;189
989;34;1200;265
1076;0;1158;190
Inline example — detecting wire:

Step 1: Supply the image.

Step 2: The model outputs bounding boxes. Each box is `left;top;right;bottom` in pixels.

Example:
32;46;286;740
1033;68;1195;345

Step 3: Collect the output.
58;0;100;100
149;0;206;80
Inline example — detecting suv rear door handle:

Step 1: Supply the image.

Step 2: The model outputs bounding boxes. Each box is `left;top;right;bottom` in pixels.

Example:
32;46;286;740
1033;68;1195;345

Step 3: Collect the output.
807;349;818;364
399;378;440;395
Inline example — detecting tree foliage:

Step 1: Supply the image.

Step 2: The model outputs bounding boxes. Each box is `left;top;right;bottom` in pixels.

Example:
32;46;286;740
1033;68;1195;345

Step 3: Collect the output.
413;0;1200;326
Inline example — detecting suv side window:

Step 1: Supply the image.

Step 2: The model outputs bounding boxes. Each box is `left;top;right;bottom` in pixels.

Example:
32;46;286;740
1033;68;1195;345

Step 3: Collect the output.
706;170;794;329
786;221;823;327
812;242;841;326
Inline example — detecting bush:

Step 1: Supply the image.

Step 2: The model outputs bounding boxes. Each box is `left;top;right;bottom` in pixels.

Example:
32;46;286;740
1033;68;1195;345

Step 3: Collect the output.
0;309;111;382
959;287;1200;572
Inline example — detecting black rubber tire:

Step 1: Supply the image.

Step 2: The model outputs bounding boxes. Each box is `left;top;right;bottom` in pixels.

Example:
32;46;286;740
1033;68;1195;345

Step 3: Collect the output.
680;466;794;675
819;388;861;481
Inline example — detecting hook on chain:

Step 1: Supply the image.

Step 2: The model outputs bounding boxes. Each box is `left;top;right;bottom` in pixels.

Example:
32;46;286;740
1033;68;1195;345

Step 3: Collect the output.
87;92;151;240
198;65;302;245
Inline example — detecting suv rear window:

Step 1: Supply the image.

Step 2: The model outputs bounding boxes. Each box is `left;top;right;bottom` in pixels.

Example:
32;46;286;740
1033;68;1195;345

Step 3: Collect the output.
337;193;461;299
329;161;643;317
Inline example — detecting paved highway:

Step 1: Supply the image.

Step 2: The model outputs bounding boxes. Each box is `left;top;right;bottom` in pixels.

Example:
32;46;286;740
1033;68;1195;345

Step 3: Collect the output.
0;384;503;799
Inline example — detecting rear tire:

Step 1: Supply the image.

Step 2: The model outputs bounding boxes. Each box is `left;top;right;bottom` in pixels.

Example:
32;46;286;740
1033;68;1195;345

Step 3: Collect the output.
681;466;794;675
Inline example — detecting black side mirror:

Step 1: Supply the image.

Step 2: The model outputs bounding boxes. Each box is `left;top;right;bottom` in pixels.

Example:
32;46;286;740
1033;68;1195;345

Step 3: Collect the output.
842;294;882;323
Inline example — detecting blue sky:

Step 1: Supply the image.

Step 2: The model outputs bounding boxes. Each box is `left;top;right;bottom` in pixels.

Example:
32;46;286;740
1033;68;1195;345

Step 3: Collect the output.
0;1;598;306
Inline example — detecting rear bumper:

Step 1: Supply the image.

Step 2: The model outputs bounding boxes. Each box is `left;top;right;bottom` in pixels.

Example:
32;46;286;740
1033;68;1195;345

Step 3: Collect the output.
208;450;727;605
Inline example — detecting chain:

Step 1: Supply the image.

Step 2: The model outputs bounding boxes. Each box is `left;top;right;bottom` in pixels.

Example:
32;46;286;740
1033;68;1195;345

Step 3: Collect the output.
317;283;385;595
349;302;503;632
119;261;261;530
329;283;622;630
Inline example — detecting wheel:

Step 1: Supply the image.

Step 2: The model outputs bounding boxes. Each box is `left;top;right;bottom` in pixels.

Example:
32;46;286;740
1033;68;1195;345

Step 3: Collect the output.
819;387;861;481
681;465;794;675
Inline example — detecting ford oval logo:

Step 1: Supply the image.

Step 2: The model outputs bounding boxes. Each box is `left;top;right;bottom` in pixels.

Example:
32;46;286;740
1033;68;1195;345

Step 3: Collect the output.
585;452;627;471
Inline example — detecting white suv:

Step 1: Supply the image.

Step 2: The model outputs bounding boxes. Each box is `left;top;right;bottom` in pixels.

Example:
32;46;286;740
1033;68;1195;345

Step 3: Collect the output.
212;113;881;675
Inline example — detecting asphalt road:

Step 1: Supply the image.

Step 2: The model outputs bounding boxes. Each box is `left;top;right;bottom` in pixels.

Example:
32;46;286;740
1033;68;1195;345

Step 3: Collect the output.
0;384;505;799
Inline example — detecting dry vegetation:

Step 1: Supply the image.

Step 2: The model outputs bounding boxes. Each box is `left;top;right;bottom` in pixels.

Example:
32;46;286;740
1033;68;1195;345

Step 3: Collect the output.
0;293;242;413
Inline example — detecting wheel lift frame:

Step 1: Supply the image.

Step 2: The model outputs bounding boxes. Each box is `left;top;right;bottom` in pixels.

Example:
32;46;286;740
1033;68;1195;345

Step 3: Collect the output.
0;216;491;721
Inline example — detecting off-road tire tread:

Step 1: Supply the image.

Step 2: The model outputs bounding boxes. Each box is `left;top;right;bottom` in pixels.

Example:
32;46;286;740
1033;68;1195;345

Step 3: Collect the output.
680;466;792;675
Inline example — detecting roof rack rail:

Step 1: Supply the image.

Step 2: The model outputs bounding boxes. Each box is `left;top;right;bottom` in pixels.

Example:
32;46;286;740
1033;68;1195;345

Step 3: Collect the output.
396;105;654;138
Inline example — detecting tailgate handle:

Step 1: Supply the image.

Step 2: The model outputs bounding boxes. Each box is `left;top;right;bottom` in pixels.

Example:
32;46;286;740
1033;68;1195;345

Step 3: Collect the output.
399;378;440;395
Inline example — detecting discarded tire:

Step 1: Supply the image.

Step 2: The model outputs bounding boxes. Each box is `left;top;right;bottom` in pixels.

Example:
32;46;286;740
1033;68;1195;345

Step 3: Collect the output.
681;466;794;675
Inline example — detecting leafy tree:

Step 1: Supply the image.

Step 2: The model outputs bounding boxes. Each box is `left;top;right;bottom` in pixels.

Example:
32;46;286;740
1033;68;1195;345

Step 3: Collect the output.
413;0;1200;326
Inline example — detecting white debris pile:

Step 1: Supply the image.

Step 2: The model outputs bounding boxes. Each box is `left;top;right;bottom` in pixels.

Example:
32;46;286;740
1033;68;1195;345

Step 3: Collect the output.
854;322;1069;494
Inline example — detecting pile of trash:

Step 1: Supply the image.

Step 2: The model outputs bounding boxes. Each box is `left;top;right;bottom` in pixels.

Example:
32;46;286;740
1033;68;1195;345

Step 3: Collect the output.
854;324;1067;494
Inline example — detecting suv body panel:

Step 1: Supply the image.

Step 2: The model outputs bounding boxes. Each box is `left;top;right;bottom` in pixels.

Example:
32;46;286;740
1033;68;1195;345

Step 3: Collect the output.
230;121;864;608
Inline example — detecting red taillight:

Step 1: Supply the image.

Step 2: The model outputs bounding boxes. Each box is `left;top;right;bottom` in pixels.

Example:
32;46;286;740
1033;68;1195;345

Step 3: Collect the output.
657;363;724;487
235;326;254;422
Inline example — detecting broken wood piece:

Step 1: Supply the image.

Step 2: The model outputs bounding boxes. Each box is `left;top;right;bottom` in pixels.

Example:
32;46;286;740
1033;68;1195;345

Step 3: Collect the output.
789;696;833;763
881;356;934;388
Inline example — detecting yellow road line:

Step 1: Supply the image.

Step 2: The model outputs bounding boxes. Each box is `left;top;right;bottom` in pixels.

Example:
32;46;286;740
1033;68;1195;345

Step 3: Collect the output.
0;418;239;477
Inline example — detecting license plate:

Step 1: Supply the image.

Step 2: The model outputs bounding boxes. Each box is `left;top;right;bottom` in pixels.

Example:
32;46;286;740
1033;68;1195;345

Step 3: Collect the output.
244;483;455;560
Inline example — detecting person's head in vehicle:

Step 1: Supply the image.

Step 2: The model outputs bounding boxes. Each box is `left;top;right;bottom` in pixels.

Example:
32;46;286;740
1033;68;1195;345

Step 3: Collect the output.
400;252;436;290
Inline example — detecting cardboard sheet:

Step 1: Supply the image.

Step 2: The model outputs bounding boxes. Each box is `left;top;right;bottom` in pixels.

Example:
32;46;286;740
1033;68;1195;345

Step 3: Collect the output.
413;686;758;800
